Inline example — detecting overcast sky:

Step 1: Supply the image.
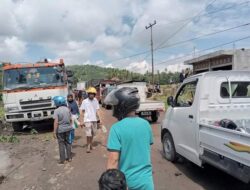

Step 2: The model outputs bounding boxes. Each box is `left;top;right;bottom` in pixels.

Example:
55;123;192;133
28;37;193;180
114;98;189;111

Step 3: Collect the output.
0;0;250;73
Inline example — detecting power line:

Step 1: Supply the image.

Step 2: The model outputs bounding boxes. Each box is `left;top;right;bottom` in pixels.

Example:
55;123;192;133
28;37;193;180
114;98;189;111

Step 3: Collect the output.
131;1;249;63
154;0;217;50
124;0;249;51
155;35;250;66
103;1;249;65
106;1;249;57
105;21;250;65
157;1;250;27
157;22;250;52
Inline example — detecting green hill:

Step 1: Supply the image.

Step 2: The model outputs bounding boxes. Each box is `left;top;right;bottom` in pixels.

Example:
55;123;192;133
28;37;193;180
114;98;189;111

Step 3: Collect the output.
67;64;145;83
67;64;180;85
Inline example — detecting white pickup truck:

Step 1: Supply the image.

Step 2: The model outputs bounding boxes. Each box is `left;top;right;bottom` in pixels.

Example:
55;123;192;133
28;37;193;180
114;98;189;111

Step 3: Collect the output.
161;71;250;183
117;82;165;122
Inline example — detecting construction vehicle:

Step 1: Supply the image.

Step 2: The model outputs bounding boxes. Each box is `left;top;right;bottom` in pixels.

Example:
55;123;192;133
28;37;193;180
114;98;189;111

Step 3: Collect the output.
2;59;72;131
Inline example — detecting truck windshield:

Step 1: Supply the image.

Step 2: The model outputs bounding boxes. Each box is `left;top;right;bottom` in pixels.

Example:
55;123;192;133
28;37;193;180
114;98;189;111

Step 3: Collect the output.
3;67;66;90
221;82;250;98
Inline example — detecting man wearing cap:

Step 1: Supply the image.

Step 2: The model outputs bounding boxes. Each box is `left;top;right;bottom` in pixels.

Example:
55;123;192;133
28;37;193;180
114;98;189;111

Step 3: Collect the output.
79;87;101;153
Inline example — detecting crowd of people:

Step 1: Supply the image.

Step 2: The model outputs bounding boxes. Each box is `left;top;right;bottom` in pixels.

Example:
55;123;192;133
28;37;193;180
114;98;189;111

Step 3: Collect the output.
52;86;154;190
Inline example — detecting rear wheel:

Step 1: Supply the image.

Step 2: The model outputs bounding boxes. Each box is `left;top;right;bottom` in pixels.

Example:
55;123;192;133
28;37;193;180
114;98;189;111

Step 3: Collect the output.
162;132;177;162
106;105;112;110
151;111;158;122
12;122;23;132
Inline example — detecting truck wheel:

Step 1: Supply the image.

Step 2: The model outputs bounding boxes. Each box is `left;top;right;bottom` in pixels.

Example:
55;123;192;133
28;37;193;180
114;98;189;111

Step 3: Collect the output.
151;111;158;122
106;105;112;110
162;132;177;162
12;122;23;132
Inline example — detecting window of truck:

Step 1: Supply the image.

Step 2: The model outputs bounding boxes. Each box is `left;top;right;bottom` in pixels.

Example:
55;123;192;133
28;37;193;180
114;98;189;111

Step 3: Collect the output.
175;81;198;107
221;82;250;98
3;67;66;90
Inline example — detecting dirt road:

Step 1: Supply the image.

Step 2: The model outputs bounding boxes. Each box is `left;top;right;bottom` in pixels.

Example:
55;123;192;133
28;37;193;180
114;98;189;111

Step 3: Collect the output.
0;108;249;190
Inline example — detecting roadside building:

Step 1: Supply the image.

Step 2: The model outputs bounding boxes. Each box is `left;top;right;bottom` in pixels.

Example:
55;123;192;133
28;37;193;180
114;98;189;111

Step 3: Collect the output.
184;49;250;74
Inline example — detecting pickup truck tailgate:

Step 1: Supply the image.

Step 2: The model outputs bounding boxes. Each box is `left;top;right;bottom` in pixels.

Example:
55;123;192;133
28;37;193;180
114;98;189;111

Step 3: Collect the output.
137;101;165;112
199;124;250;167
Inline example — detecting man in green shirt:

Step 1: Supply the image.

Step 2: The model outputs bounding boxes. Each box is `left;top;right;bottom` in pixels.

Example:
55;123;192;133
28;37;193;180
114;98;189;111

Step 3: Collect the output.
104;87;154;190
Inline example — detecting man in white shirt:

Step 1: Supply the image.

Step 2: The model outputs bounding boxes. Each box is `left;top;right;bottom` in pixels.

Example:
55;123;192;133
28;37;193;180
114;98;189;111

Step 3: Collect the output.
79;87;101;153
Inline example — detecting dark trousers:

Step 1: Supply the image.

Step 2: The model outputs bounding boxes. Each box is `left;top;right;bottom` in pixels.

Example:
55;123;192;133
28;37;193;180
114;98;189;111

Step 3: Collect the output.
57;131;71;162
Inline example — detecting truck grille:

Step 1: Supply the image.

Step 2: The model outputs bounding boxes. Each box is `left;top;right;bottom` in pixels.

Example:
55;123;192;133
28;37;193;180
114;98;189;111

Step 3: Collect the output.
20;99;52;110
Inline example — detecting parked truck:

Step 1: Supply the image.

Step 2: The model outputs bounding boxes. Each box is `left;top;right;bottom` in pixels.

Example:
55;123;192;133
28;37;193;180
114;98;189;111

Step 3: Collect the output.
2;59;72;131
117;81;165;122
76;81;86;90
161;71;250;183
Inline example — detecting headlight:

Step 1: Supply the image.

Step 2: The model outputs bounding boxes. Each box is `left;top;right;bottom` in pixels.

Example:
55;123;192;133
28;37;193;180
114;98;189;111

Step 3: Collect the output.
5;105;19;112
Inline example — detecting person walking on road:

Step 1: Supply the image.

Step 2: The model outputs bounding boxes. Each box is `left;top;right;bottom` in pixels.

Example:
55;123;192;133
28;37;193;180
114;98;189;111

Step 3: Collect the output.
104;87;154;190
53;96;72;164
67;93;80;144
79;87;102;153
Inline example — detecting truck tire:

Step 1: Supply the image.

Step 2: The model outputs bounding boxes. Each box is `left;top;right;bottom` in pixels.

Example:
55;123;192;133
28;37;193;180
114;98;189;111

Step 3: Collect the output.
106;105;112;110
12;122;23;132
151;111;158;122
162;132;177;162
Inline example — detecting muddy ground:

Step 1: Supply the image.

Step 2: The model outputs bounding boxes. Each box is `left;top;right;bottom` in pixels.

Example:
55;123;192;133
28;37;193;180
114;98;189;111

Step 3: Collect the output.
0;109;249;190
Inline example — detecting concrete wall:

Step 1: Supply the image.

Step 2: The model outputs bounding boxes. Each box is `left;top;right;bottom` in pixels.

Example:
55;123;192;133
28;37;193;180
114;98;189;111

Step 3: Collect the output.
233;49;250;70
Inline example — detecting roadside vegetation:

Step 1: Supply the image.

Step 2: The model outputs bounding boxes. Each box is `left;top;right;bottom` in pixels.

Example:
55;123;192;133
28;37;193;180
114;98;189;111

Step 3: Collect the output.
150;84;179;109
0;104;4;121
0;135;19;143
67;65;181;85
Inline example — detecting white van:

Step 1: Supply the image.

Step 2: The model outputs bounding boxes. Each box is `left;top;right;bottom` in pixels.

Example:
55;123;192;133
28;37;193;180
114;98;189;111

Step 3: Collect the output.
161;71;250;183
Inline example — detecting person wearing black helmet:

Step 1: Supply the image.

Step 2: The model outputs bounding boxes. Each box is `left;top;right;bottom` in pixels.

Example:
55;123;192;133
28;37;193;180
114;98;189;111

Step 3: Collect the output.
104;87;154;190
98;169;127;190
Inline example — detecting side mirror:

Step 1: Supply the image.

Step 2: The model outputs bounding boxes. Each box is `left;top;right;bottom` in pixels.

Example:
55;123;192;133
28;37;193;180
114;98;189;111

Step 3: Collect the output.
167;96;174;107
66;70;73;77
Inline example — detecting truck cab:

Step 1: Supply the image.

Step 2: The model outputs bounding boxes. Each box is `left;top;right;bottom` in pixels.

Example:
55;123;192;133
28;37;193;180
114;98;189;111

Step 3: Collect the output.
161;71;250;183
2;59;72;131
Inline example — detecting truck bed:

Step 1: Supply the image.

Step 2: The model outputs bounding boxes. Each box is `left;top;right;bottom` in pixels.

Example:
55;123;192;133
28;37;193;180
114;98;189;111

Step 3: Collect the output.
200;123;250;166
199;123;250;182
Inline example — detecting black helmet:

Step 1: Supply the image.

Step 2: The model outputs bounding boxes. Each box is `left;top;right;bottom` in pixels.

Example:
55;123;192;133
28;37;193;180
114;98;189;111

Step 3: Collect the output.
219;119;237;130
104;87;140;120
98;169;127;190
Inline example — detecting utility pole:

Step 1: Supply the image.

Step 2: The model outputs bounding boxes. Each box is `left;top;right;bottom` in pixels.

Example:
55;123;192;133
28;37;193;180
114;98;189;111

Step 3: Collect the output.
193;46;196;58
145;20;156;86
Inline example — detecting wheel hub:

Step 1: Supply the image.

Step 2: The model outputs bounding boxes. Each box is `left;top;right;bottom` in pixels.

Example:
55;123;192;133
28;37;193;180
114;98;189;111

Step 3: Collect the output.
164;139;172;154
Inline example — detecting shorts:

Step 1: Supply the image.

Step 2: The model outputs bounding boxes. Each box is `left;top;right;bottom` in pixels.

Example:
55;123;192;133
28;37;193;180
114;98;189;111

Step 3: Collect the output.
84;122;97;137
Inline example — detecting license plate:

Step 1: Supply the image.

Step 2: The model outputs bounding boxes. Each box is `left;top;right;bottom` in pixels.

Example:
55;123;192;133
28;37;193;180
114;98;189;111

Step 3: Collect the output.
32;111;42;118
141;111;151;116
